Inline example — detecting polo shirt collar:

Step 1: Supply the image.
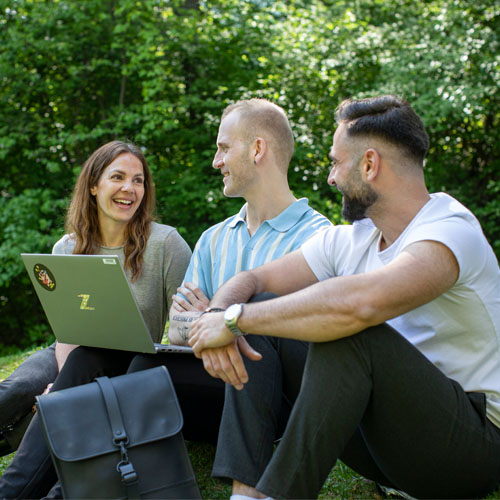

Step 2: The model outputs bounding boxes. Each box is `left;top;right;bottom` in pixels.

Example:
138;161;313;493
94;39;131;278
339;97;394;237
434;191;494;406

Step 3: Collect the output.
228;198;310;232
228;204;248;228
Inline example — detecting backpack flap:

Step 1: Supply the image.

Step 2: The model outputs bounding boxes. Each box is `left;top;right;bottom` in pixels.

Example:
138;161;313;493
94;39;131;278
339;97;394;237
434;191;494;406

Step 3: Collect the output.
36;366;183;462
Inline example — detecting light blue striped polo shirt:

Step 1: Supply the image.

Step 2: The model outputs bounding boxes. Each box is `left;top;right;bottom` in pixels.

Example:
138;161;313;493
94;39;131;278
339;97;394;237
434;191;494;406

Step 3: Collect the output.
181;198;331;299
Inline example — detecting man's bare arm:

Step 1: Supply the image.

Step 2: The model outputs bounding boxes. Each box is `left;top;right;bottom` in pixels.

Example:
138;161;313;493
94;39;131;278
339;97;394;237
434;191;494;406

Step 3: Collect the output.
208;249;320;309
189;240;459;352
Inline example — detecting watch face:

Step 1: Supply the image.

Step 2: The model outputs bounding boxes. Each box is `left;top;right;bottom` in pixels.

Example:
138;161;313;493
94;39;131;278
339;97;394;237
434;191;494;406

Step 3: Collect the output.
224;303;242;323
224;303;244;336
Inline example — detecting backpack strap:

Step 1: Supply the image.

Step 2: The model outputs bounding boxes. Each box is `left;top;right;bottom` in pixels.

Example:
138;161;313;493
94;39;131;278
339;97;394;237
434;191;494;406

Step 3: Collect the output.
96;376;140;499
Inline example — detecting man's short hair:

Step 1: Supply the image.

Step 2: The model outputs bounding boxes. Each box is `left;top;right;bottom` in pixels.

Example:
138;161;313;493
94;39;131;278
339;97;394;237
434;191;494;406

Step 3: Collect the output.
222;98;294;169
335;95;430;165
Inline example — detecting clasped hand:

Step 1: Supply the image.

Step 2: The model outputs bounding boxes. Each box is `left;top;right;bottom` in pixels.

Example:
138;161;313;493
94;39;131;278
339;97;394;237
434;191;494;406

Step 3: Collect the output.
189;312;261;390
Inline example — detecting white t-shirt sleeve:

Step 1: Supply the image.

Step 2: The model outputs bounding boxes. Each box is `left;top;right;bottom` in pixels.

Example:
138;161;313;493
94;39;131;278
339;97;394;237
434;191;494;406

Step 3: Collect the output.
399;217;487;284
301;227;337;281
302;222;378;281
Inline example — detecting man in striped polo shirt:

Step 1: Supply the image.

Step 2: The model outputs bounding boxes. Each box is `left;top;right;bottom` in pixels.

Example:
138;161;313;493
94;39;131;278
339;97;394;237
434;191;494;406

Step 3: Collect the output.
169;98;330;314
127;98;331;445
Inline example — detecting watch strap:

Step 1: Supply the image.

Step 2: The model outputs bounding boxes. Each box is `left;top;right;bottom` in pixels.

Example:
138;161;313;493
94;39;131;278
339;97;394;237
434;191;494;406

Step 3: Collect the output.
226;323;246;337
200;307;225;316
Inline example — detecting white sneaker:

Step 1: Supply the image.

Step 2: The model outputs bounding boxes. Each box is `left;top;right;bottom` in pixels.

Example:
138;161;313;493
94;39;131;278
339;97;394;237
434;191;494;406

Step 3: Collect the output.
378;483;416;500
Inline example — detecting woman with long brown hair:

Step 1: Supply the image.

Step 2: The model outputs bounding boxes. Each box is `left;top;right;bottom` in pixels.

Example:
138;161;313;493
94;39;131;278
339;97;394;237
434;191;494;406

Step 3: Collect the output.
0;141;191;499
52;140;191;370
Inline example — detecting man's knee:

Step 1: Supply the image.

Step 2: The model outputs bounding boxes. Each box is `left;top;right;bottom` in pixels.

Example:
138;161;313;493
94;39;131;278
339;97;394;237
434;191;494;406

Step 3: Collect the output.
309;323;399;356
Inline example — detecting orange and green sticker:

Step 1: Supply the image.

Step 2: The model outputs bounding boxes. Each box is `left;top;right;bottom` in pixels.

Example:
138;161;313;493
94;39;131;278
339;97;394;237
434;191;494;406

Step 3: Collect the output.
34;264;56;291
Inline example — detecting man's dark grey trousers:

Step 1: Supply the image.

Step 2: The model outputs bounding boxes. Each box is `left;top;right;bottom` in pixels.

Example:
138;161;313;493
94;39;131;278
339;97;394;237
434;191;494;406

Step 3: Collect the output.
212;324;500;499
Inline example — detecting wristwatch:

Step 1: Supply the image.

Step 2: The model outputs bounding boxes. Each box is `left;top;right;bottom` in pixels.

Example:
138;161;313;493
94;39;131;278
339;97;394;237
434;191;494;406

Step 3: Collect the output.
224;303;247;337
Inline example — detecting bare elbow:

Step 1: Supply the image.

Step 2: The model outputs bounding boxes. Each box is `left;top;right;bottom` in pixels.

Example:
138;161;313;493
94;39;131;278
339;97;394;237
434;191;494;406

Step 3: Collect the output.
352;300;383;329
240;269;264;295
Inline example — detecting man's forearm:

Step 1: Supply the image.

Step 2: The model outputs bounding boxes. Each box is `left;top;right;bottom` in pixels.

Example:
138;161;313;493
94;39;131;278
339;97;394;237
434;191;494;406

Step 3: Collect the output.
168;310;202;345
189;261;370;347
232;278;365;342
204;268;356;342
190;242;459;353
209;270;261;309
226;244;459;343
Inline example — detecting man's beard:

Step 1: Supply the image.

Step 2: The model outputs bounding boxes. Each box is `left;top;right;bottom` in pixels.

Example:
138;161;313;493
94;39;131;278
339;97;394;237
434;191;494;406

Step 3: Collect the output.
341;183;378;222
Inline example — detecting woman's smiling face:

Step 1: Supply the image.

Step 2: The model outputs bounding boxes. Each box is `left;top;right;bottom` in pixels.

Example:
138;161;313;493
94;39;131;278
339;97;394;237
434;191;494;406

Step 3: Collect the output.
90;152;145;230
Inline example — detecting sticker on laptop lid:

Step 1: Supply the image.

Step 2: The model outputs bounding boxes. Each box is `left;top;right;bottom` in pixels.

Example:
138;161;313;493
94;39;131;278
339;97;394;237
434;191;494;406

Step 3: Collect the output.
78;294;95;310
33;264;56;291
102;258;117;265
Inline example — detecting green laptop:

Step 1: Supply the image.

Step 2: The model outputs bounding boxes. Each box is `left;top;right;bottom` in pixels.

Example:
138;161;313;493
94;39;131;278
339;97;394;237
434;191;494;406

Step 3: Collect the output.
21;253;193;354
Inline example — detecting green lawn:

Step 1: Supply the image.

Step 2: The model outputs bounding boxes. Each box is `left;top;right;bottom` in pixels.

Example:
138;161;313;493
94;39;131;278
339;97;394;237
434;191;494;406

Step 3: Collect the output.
1;347;499;499
0;443;377;500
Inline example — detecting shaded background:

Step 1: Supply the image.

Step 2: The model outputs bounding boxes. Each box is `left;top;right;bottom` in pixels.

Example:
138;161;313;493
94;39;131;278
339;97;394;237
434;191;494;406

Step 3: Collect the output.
1;0;499;350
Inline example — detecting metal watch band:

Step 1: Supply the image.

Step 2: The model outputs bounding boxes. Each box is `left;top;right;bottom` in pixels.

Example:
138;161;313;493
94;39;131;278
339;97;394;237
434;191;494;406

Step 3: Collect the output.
226;323;246;337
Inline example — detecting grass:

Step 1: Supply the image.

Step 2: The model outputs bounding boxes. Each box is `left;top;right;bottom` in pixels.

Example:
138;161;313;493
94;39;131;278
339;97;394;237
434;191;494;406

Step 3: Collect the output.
1;347;499;499
0;346;45;380
186;441;379;499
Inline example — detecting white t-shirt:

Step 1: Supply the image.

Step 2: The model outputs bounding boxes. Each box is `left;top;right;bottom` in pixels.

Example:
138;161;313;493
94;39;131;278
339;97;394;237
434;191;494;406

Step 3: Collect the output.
302;193;500;428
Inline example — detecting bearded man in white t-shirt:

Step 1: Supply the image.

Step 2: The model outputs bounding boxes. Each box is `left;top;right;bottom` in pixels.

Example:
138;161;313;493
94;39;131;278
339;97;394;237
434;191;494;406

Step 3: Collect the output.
188;95;500;500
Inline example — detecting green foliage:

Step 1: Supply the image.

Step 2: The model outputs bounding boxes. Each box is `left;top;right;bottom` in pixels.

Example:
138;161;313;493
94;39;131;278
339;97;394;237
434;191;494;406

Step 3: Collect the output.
0;0;499;346
0;189;65;347
346;0;500;255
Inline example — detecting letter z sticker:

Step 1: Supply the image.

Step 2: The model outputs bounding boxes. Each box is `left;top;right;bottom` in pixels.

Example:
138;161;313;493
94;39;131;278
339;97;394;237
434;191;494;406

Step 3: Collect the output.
78;294;95;310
